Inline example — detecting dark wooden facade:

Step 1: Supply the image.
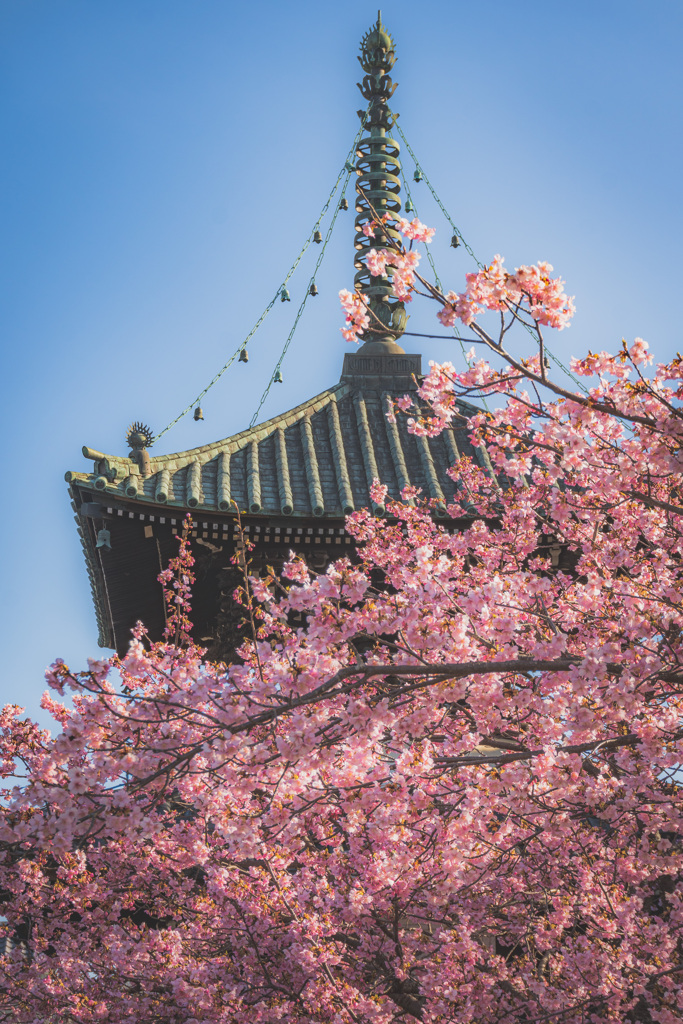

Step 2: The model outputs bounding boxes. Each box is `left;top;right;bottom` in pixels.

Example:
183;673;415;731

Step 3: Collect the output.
66;355;494;656
65;17;501;655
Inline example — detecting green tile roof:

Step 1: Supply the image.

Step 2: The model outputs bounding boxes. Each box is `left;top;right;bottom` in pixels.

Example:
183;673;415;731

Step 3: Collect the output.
67;380;492;518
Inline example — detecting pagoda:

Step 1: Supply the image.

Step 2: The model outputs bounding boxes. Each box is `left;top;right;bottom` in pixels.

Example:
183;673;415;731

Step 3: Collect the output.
65;15;495;660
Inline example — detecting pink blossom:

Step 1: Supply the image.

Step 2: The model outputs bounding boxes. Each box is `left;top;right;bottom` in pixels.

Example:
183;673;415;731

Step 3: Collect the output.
339;288;370;344
369;478;388;505
2;332;683;1023
365;248;391;277
630;336;652;365
395;216;436;243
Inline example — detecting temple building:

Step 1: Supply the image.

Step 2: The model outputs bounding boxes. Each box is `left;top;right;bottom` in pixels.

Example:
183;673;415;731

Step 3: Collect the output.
65;15;495;660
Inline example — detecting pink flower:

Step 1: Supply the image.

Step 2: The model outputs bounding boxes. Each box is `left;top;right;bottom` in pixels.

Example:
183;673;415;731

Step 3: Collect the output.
339;288;370;343
365;248;391;277
369;478;388;505
630;337;652;366
395;216;436;243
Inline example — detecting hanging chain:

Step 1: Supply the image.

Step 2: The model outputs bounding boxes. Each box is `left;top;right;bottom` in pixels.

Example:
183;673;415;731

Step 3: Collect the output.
249;173;354;427
156;108;586;445
153;113;369;444
394;121;483;270
400;158;492;412
401;173;442;291
396;121;589;395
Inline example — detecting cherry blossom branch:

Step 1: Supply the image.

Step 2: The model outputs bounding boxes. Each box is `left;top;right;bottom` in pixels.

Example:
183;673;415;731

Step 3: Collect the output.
466;319;662;429
435;727;683;768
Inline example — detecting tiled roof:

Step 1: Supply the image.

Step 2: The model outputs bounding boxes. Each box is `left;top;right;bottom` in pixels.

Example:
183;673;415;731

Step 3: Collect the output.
66;379;493;519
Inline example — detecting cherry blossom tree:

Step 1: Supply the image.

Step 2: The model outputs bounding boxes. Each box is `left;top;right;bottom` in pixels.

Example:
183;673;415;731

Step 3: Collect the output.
0;226;682;1023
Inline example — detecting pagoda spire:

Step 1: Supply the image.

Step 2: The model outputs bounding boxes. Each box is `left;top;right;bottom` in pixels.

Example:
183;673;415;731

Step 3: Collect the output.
353;12;407;355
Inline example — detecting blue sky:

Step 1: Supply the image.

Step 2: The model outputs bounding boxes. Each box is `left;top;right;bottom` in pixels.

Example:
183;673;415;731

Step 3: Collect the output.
2;0;682;725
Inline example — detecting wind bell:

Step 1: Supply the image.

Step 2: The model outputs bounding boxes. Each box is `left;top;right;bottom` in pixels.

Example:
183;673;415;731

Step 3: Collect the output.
96;528;111;551
309;282;318;296
404;198;414;213
193;406;204;421
340;198;349;211
280;286;290;302
274;369;283;384
413;168;423;182
239;347;249;363
313;230;323;243
450;233;460;248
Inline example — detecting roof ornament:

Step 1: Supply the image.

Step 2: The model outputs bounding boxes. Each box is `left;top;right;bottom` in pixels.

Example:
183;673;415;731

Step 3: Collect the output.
354;11;407;355
126;421;153;477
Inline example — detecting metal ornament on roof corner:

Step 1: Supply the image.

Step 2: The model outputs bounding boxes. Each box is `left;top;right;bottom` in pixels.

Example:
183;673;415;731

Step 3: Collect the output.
126;422;154;450
354;12;408;354
125;421;154;478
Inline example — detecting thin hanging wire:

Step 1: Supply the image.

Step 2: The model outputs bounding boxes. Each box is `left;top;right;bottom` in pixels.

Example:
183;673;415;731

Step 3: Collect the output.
395;120;589;396
394;121;483;270
249;173;353;427
402;173;491;414
401;174;442;290
153;112;369;444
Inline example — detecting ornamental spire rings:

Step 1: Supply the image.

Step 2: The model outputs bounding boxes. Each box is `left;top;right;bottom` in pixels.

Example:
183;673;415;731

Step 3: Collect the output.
353;12;407;354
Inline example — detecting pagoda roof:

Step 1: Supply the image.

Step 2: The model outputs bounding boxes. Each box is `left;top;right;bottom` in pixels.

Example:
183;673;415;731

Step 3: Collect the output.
66;355;496;650
64;14;499;653
66;359;493;523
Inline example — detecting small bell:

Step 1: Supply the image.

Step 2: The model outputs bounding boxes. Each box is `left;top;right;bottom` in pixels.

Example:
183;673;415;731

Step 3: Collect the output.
274;369;283;384
450;233;460;248
413;168;423;183
344;159;356;173
309;282;318;296
340;197;349;211
280;286;290;302
404;198;414;213
313;230;323;244
239;347;249;363
193;406;204;421
96;528;111;551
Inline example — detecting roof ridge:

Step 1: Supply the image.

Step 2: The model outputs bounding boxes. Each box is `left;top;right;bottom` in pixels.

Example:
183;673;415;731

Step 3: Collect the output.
78;383;350;470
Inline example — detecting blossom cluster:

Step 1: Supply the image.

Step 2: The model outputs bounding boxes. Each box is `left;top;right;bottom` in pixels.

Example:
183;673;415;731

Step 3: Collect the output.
570;337;654;377
339;287;370;343
157;513;197;648
340;216;436;342
366;246;421;300
343;223;575;343
1;316;682;1019
437;253;576;330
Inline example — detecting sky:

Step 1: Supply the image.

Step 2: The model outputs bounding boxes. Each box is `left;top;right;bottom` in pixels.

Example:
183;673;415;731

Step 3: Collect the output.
2;0;683;725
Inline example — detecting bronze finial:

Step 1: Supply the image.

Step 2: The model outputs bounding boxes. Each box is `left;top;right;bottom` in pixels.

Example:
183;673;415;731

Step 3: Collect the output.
126;421;153;477
353;12;407;354
126;422;153;450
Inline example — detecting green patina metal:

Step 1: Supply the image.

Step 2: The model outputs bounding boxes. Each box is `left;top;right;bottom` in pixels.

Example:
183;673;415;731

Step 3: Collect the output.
353;12;407;354
64;14;511;654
